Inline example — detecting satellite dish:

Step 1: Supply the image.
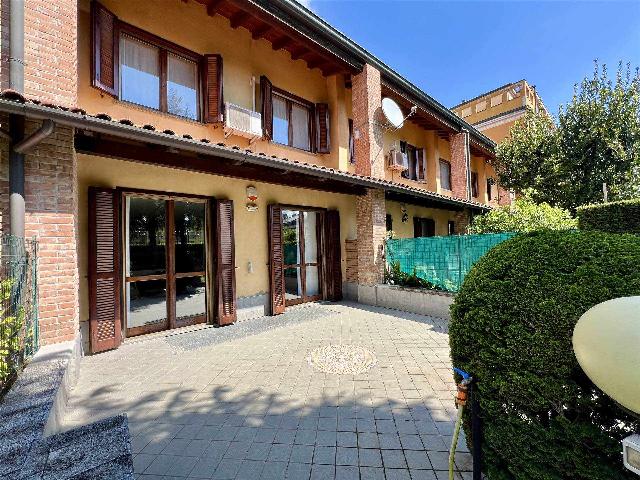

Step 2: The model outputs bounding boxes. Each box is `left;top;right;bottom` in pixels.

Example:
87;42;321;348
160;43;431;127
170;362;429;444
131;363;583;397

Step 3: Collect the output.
381;97;405;129
573;296;640;414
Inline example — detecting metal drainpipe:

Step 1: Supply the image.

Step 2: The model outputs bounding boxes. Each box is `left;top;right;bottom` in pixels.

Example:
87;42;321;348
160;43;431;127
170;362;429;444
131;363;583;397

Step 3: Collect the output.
463;129;471;201
9;0;26;237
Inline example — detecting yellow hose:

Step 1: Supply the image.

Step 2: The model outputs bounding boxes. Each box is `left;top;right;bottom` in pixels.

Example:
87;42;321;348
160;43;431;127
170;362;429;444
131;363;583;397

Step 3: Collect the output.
449;403;465;480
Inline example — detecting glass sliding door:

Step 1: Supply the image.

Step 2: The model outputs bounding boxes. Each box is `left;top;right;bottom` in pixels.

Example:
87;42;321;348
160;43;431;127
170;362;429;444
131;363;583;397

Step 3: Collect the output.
282;208;323;306
124;194;207;337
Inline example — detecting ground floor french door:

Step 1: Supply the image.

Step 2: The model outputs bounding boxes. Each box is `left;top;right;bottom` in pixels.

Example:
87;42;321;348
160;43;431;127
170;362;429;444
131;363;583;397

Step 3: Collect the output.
282;208;323;306
124;193;207;337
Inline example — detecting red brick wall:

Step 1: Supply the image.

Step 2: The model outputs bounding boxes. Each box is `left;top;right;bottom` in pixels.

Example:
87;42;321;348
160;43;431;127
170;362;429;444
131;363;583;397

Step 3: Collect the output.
356;188;386;285
24;120;78;345
352;64;384;179
24;0;78;107
0;0;9;91
449;131;469;200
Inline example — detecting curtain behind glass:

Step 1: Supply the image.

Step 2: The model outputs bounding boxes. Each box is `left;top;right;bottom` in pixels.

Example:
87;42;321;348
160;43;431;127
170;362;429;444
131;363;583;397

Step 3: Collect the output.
168;54;198;120
120;35;160;109
273;95;289;146
291;103;310;150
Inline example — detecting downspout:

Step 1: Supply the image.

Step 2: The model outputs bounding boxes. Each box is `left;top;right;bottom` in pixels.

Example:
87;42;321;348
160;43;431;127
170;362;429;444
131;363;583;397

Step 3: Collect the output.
463;129;471;201
9;0;26;237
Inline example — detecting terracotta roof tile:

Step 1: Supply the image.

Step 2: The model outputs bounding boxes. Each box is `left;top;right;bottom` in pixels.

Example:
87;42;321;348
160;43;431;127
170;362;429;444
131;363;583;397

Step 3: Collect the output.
0;90;490;210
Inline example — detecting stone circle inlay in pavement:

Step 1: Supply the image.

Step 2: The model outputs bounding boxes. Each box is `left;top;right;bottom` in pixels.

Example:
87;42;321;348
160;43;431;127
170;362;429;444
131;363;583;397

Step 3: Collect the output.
307;344;377;375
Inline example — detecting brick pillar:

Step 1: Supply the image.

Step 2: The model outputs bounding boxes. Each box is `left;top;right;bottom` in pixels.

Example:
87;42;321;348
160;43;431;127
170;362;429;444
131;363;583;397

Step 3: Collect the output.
352;64;384;179
449;131;470;200
356;189;386;285
24;0;78;107
452;208;471;234
24;120;78;345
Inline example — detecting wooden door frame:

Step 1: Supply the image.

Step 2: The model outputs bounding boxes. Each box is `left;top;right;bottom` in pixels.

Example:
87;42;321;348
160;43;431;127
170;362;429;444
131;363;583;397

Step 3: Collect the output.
118;188;212;338
281;206;326;306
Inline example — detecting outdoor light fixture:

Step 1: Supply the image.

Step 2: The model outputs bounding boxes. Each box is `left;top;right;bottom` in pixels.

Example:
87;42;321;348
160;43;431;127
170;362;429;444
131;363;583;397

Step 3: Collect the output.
573;296;640;476
624;435;640;475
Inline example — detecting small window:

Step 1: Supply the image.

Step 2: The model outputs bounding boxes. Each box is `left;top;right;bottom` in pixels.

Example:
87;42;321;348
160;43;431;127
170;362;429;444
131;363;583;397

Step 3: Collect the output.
414;217;435;238
475;101;487;113
439;159;452;191
119;30;200;120
448;221;456;235
272;91;312;152
386;214;393;232
490;94;503;107
471;172;479;198
348;119;355;164
461;107;472;118
487;179;493;201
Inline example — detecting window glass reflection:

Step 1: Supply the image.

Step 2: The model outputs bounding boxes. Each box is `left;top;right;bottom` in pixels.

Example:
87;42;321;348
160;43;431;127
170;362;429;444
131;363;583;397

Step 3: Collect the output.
174;201;205;273
126;279;167;329
176;276;206;320
282;210;300;265
127;197;166;277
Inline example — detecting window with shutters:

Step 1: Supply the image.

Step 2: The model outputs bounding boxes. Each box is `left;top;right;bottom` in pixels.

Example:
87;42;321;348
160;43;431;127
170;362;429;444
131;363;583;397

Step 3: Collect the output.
439;159;452;191
271;90;313;152
118;27;201;120
487;179;494;201
348;119;355;164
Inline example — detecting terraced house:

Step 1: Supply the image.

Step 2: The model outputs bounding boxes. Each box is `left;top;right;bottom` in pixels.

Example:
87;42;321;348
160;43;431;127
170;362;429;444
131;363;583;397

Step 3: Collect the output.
0;0;507;354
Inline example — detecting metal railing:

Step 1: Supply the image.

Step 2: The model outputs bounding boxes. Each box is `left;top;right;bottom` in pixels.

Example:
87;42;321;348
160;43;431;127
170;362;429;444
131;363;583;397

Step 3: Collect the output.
386;233;516;292
1;235;38;396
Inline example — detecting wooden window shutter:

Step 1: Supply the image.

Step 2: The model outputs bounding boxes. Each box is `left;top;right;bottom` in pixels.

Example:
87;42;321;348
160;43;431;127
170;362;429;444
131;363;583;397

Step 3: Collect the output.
88;187;121;353
325;210;342;301
315;103;330;153
268;204;285;315
413;217;422;238
203;54;224;123
260;76;273;140
215;199;236;325
417;148;426;181
91;1;118;96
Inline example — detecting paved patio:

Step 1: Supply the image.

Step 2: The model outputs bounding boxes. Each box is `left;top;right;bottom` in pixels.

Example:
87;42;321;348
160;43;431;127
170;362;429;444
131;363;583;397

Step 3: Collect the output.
61;302;471;480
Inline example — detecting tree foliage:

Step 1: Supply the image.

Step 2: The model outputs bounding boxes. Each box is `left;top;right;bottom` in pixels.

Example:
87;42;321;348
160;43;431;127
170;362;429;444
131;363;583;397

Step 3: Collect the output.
468;194;576;234
494;62;640;210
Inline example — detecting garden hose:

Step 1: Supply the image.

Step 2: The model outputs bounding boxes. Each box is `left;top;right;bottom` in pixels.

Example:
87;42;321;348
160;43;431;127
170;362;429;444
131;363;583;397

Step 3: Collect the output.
450;368;472;480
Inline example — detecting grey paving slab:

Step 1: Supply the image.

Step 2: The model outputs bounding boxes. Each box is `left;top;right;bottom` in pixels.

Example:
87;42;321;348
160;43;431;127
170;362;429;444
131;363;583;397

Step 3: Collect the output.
60;302;469;479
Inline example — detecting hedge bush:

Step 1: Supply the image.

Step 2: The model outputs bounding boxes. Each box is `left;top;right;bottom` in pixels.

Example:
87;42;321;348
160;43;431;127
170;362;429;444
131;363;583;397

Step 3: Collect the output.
576;198;640;234
450;230;640;480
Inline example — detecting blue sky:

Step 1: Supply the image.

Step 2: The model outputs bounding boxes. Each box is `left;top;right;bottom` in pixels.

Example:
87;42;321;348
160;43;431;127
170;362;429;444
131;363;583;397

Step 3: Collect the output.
301;0;640;117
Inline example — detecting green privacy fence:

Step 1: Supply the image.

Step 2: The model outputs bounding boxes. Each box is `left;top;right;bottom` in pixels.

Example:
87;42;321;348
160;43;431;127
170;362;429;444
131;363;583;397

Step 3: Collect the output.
386;232;517;292
1;236;39;396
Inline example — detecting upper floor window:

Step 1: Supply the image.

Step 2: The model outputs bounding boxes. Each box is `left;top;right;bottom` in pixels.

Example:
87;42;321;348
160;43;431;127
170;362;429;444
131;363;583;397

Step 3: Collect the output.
400;142;426;182
439;159;452;191
272;92;312;151
119;30;200;121
487;179;493;201
260;76;331;154
92;3;224;124
471;171;479;198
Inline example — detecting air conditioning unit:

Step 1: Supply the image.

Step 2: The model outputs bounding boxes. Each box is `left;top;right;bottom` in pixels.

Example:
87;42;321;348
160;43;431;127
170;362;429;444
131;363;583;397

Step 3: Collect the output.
224;102;262;143
387;149;407;172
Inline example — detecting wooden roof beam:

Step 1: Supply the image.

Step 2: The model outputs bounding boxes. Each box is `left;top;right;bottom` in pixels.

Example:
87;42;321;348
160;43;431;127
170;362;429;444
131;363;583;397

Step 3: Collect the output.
321;64;341;76
207;0;225;16
272;36;293;51
251;23;271;40
306;57;323;70
290;47;309;61
229;10;250;29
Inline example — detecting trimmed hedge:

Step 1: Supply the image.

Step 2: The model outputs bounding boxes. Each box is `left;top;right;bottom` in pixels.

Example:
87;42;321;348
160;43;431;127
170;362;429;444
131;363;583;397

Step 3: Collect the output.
577;198;640;234
450;230;640;480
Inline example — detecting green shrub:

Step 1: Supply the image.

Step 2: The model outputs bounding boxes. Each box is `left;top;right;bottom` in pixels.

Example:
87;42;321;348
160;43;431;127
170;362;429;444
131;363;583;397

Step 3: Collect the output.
577;198;640;233
468;195;577;234
384;261;443;290
450;230;640;480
